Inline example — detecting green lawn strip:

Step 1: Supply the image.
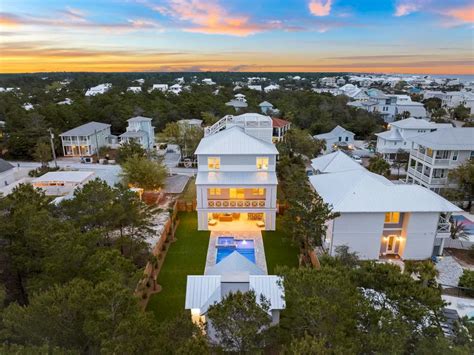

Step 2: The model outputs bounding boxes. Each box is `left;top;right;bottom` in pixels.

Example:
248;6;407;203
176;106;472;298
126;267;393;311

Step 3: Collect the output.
262;219;299;273
147;213;209;322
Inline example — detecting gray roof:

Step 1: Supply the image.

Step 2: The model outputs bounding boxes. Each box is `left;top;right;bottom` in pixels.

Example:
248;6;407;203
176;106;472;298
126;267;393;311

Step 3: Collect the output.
0;158;14;173
206;251;265;282
60;122;111;137
119;130;147;138
259;101;273;107
225;100;248;108
409;128;474;150
127;116;152;122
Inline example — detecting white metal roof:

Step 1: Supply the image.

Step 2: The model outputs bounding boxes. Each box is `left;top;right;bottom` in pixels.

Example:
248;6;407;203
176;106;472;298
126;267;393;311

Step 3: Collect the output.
390;117;439;129
206;251;265;282
0;158;14;173
60;122;110;137
249;275;285;311
127;116;152;122
185;275;221;310
196;171;277;186
195;126;278;155
409;128;474;150
309;170;461;213
311;151;364;174
375;128;404;141
314;125;354;140
33;171;95;184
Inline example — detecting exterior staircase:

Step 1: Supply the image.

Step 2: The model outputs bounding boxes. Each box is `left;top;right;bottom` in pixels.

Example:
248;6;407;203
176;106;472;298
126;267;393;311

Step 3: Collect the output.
204;115;234;136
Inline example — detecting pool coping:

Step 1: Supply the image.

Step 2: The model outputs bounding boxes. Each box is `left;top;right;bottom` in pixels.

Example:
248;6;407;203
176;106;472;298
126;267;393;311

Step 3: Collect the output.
204;231;268;274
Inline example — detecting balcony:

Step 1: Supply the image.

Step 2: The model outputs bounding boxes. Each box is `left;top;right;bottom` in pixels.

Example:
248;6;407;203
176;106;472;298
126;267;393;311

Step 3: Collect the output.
207;199;266;209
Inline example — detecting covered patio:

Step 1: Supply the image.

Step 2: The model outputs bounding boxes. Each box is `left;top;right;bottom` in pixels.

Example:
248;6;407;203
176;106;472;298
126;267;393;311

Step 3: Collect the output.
207;212;266;232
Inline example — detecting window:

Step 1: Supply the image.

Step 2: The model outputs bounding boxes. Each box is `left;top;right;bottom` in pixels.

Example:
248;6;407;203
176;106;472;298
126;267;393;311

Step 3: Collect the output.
209;188;221;196
470;151;474;160
345;136;349;142
385;212;400;224
436;150;449;159
208;157;220;170
452;151;458;161
252;188;265;196
230;188;244;199
256;157;269;170
338;137;342;142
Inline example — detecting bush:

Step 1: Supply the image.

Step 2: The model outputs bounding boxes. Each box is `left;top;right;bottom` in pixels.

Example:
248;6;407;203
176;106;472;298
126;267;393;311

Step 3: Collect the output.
28;166;59;177
458;270;474;297
142;292;148;299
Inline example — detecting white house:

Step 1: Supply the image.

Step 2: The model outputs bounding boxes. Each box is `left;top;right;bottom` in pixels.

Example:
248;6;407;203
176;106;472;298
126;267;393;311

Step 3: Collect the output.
196;113;278;230
309;161;461;260
85;83;111;96
32;171;95;196
202;78;216;85
311;151;364;174
406;128;474;193
264;84;280;93
225;94;248;111
320;77;336;87
177;119;203;129
127;86;142;93
60;122;111;157
150;84;168;93
339;84;369;100
119;116;155;150
185;252;285;330
169;84;182;94
376;118;452;160
314;125;355;153
259;101;274;114
248;85;262;91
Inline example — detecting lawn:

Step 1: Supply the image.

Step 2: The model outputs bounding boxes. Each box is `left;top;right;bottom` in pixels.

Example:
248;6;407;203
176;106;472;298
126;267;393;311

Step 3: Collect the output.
147;212;209;322
181;177;196;201
262;219;299;273
147;213;298;322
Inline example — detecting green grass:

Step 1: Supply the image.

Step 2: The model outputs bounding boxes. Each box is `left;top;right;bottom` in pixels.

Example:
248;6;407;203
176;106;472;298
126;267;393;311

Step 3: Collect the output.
262;219;299;273
147;212;209;322
181;177;196;201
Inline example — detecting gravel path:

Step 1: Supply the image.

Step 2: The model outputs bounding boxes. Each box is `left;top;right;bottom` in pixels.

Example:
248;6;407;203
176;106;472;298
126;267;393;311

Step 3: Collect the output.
436;256;464;287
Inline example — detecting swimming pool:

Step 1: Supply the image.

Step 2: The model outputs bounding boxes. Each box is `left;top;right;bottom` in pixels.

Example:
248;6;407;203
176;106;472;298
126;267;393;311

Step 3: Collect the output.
452;215;474;234
216;237;255;263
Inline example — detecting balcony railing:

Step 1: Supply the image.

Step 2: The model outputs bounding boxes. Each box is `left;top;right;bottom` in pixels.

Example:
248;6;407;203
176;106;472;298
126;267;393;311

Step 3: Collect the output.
411;150;457;166
207;199;266;209
407;167;448;185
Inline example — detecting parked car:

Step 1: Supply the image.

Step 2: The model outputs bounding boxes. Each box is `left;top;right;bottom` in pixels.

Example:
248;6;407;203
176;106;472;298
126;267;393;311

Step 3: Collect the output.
351;155;362;164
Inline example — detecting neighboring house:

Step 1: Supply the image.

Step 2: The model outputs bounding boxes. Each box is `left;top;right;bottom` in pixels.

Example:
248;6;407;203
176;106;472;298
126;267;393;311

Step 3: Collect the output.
425;91;474;113
169;84;182;94
248;85;262;91
264;84;280;93
314;125;355;153
85;83;111;96
376;117;452;160
202;78;216;85
271;117;291;142
177;119;203;129
406;128;474;193
311;151;364;174
309;167;460;260
150;84;168;92
127;86;142;93
259;101;274;114
339;84;369;100
23;103;34;111
60;122;111;157
336;78;346;86
119;116;155;149
185;252;284;329
32;171;95;196
225;94;248;112
320;77;336;87
0;159;15;186
196;113;278;230
57;98;73;105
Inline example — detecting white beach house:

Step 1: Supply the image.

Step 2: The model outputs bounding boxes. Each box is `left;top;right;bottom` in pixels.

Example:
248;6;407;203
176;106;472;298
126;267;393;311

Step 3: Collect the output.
310;152;461;260
60;122;111;157
119;116;155;150
195;113;278;231
314;125;355;153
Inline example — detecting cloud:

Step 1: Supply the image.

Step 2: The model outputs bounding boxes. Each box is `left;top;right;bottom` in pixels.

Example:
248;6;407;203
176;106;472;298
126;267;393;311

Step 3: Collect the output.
0;13;21;27
394;2;421;17
394;1;474;25
309;0;332;17
444;5;474;23
149;0;292;36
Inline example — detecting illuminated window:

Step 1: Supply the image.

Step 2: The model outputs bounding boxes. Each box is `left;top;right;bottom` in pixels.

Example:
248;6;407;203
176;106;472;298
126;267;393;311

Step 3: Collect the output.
230;188;245;199
252;188;265;196
208;157;220;170
384;212;400;224
256;157;269;170
209;188;221;196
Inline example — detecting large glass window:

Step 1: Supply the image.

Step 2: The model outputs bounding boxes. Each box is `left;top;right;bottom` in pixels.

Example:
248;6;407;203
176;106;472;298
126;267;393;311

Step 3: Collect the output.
209;188;221;196
208;157;220;170
256;157;269;170
252;188;265;196
385;212;400;224
230;188;245;199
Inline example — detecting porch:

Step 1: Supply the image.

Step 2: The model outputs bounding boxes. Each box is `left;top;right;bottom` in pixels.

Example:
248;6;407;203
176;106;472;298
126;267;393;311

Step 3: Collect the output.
207;212;266;232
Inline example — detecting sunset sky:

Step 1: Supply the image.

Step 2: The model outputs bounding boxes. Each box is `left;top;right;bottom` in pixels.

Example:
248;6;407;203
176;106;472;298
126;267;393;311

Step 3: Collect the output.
1;0;473;74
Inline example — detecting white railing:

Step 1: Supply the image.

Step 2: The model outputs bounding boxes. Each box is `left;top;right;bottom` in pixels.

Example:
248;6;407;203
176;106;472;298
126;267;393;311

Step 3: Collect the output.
207;199;266;208
437;214;452;235
204;115;233;136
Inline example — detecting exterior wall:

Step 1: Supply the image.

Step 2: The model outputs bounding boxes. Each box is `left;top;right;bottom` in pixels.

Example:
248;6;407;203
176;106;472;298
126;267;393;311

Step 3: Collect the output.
330;213;385;259
61;127;111;156
197;154;277;172
402;212;440;259
197;209;276;230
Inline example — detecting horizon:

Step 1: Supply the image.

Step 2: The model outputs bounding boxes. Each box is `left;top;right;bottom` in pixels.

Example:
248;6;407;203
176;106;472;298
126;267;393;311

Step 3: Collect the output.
1;0;473;74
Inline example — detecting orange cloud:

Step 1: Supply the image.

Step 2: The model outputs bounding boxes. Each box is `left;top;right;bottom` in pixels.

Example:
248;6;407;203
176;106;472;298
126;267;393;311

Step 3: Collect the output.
153;0;276;36
0;13;21;27
309;0;332;17
445;5;474;23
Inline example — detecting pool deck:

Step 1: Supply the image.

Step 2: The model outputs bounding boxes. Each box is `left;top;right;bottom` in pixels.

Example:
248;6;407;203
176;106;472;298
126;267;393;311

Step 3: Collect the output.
204;231;268;274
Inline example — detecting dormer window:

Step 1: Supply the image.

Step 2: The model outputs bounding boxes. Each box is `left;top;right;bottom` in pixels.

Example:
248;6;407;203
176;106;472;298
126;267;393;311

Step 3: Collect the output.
208;157;220;170
256;157;269;170
385;212;400;224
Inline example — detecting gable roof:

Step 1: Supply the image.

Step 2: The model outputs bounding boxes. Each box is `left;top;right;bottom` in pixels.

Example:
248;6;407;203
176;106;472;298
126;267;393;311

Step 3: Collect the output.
409;128;474;150
32;171;95;183
195;126;278;155
309;170;461;213
206;251;265;282
259;101;273;107
60;122;110;137
185;275;221;311
390;117;438;129
271;117;290;128
127;116;152;122
0;158;14;174
311;151;364;174
249;275;285;311
314;125;354;140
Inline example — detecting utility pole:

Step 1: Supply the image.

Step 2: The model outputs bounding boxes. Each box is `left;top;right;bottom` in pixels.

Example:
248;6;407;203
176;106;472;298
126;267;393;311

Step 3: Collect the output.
94;129;100;161
48;128;58;168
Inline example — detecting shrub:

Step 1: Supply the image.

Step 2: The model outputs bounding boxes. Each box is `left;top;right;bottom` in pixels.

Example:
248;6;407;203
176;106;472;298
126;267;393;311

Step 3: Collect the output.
458;270;474;297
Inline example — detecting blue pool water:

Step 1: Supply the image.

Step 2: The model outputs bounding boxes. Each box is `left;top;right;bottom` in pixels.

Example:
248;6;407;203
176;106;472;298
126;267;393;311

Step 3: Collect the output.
216;237;255;263
452;215;474;234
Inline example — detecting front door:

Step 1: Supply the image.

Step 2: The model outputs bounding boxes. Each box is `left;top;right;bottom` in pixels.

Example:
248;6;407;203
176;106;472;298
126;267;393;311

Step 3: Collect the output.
386;235;396;254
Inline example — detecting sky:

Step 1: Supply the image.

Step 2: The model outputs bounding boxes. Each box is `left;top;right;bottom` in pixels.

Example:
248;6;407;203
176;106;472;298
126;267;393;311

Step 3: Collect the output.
0;0;473;74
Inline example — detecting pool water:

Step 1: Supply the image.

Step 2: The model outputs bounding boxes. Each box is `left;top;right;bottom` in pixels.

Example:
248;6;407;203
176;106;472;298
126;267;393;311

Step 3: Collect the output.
216;237;255;263
452;215;474;234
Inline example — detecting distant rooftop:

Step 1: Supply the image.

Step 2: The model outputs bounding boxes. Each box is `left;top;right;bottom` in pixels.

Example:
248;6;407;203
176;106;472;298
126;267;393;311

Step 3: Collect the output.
60;122;111;137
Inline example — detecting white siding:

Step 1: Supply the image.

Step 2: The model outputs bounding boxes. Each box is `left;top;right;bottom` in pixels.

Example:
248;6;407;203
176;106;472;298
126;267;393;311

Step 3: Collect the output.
402;212;439;259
